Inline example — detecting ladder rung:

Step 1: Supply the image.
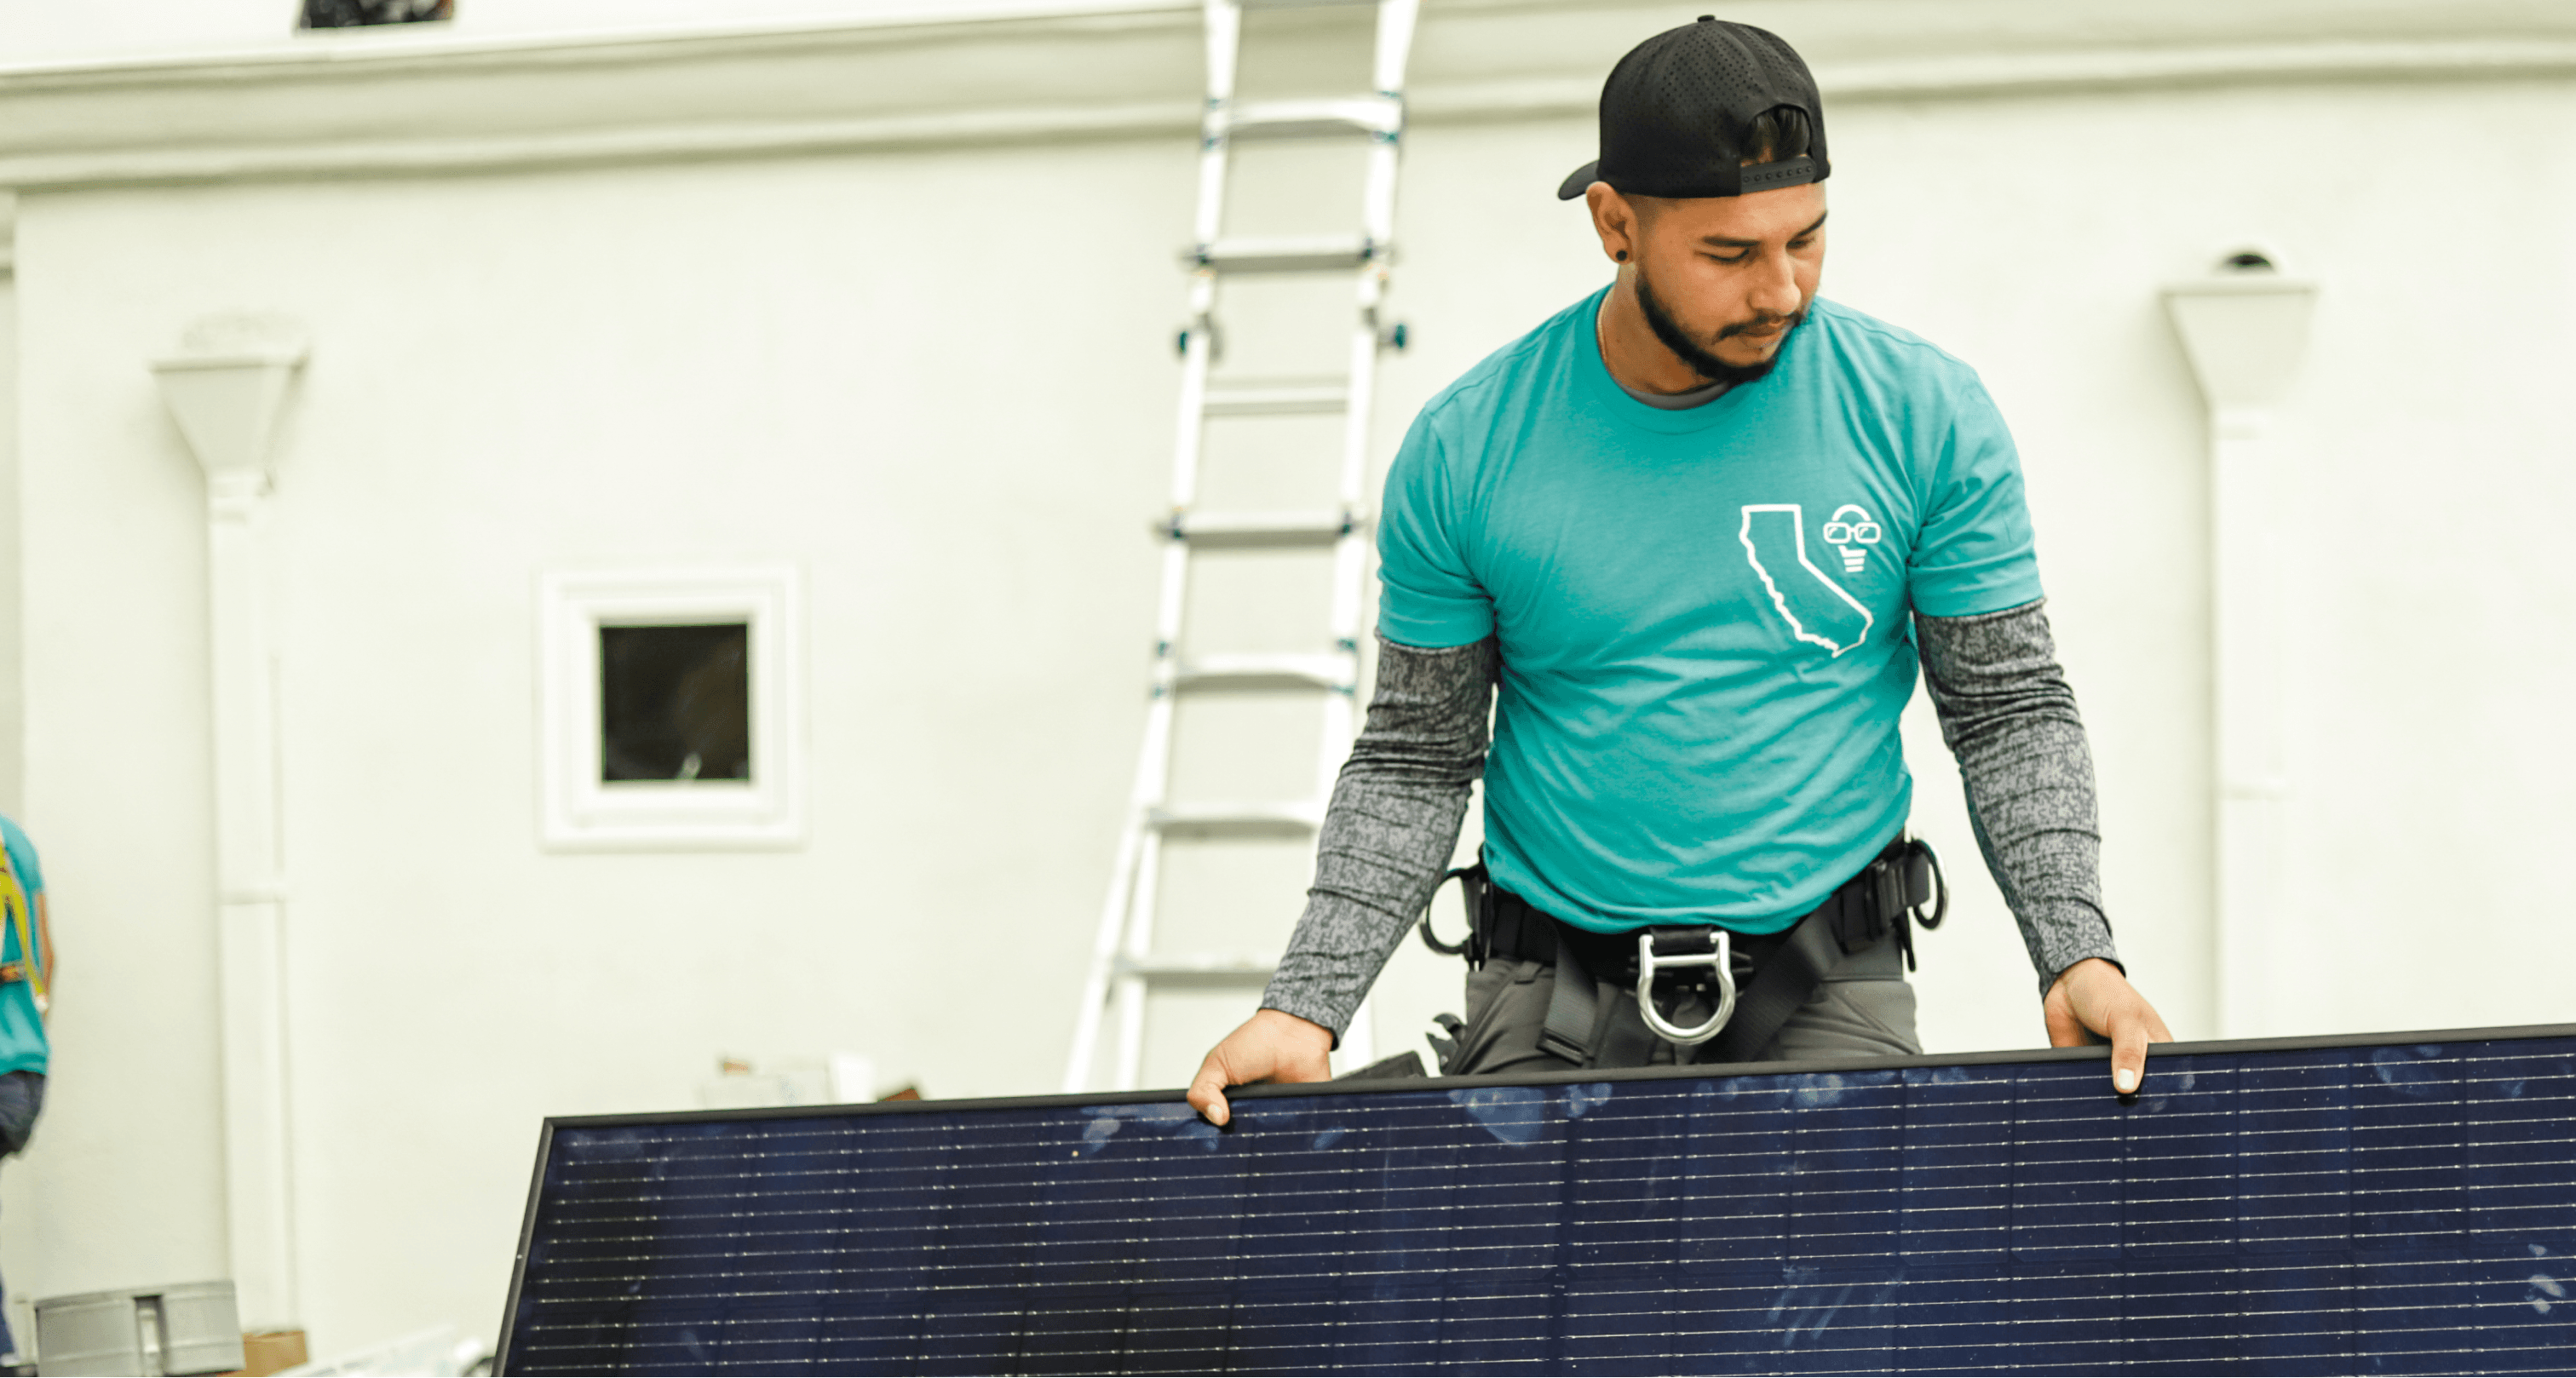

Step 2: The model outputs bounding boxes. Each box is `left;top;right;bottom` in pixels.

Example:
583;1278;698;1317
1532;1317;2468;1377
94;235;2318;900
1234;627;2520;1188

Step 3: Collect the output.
1175;653;1354;692
1147;803;1323;838
1115;954;1278;984
1187;234;1379;274
1222;97;1403;142
1160;509;1362;548
1202;378;1350;416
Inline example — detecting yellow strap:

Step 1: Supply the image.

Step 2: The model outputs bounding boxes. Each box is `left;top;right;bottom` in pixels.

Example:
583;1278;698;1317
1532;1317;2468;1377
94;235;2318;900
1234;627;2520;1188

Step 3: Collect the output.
0;841;43;1016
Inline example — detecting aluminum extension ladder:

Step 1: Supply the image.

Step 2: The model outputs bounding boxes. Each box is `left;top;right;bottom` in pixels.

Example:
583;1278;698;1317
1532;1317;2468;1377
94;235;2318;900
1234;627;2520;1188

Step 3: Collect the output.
1063;0;1421;1094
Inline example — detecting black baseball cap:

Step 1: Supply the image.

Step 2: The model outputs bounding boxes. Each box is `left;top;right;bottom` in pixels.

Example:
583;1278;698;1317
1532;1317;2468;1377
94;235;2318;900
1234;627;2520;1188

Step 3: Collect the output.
1555;16;1829;201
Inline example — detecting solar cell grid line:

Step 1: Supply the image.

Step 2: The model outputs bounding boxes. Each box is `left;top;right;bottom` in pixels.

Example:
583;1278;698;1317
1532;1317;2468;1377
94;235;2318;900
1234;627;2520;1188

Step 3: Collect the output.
497;1025;2576;1375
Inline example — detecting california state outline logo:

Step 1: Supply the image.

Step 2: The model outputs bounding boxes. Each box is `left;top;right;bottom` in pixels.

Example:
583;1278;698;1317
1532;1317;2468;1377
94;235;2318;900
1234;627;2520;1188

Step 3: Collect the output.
1738;502;1878;656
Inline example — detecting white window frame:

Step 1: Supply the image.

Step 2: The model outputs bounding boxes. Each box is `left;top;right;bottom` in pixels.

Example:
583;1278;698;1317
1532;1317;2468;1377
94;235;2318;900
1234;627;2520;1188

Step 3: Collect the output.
538;566;804;851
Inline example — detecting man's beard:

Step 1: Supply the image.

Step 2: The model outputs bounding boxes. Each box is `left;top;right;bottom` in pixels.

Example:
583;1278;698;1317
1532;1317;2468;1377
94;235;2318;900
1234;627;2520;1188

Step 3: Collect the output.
1634;268;1806;388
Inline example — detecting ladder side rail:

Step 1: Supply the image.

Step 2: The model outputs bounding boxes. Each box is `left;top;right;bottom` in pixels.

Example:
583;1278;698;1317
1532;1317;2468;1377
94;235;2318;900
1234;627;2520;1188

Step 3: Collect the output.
1113;827;1170;1092
1337;44;1400;508
1326;286;1372;675
1081;0;1242;1094
1326;0;1417;1077
1142;542;1190;838
1063;690;1181;1093
1371;0;1421;100
1204;0;1243;108
1194;0;1241;251
1190;141;1230;271
1325;0;1408;717
1061;817;1141;1093
1327;0;1412;680
1336;267;1386;518
1179;0;1239;506
1154;472;1199;683
1170;275;1220;512
1357;128;1403;265
1340;0;1410;510
1327;278;1388;647
1327;531;1370;663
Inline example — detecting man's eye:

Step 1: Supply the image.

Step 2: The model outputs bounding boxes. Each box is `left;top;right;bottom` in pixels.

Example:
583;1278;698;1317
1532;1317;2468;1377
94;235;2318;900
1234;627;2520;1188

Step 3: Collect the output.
1706;252;1748;265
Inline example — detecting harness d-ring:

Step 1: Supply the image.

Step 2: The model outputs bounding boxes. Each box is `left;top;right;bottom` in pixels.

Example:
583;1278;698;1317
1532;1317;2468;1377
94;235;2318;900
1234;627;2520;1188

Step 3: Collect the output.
1635;930;1737;1046
1907;835;1950;931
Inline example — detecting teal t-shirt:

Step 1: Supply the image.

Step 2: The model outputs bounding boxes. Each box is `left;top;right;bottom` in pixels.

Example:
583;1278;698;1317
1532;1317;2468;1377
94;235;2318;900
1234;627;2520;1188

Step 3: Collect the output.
1378;290;2044;933
0;815;43;1074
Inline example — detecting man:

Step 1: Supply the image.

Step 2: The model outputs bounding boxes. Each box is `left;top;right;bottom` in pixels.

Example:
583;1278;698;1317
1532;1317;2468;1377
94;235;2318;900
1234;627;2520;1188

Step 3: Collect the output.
1187;16;2168;1126
0;812;47;1371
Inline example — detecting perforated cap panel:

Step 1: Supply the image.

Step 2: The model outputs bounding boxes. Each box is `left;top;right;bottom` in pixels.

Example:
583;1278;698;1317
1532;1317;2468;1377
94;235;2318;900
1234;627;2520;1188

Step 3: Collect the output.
497;1027;2576;1374
1557;17;1829;200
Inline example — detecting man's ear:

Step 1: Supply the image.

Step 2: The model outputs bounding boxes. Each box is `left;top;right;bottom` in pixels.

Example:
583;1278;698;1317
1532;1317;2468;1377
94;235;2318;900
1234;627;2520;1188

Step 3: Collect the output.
1586;183;1638;266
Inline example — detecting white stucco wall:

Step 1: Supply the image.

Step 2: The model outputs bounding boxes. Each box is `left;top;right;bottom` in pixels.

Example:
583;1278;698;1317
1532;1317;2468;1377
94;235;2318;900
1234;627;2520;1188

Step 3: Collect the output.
3;0;2575;1360
10;141;1190;1346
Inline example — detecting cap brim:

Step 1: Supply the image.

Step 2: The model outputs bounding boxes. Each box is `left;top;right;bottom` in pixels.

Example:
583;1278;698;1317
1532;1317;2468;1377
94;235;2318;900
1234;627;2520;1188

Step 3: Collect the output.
1556;159;1601;200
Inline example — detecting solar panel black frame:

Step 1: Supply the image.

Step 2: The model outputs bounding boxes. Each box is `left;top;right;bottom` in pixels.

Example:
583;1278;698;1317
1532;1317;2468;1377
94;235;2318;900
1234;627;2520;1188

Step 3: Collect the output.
497;1023;2576;1375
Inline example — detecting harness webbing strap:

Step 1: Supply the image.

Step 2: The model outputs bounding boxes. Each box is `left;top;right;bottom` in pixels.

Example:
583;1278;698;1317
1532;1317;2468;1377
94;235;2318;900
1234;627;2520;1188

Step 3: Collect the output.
1538;948;1599;1065
1708;902;1846;1063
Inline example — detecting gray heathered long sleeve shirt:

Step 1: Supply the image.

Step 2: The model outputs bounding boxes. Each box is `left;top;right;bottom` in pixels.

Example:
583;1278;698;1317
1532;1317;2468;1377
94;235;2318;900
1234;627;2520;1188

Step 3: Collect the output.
1258;599;2119;1039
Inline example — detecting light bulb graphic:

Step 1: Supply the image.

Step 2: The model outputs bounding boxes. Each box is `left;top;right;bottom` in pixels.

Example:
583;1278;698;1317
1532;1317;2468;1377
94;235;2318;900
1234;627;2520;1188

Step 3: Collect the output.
1820;504;1883;575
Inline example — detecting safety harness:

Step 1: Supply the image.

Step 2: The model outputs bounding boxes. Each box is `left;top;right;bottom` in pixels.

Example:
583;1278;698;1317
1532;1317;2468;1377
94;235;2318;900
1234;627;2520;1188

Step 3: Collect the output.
1420;837;1945;1067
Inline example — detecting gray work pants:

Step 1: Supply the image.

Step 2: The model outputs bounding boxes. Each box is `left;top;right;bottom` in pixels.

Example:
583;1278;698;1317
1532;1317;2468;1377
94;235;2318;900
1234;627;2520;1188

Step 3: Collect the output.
1446;924;1921;1077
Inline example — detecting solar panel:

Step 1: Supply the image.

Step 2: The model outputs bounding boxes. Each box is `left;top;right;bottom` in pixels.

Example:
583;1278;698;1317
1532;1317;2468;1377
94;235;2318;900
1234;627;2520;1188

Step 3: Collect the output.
497;1025;2576;1375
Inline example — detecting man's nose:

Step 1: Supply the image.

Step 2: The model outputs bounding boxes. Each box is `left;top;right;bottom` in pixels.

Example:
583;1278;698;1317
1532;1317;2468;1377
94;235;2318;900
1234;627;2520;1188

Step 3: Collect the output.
1747;250;1803;319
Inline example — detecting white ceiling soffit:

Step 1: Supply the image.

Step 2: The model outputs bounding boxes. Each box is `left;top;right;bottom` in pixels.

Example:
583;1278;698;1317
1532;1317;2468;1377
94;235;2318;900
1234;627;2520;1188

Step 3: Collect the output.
1;0;2572;188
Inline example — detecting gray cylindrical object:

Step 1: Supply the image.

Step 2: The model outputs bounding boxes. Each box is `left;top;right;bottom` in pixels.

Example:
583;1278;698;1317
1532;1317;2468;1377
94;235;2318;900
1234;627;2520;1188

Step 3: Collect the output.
152;1283;244;1376
34;1283;244;1376
27;1293;138;1377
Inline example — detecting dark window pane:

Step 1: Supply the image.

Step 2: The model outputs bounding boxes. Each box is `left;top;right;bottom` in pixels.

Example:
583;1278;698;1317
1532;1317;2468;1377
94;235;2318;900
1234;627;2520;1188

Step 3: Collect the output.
302;0;452;29
600;623;751;784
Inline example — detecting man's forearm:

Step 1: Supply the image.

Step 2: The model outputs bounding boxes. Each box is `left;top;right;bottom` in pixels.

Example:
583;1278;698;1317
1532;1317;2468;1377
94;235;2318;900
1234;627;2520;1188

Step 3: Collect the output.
1915;600;2120;996
1259;637;1498;1039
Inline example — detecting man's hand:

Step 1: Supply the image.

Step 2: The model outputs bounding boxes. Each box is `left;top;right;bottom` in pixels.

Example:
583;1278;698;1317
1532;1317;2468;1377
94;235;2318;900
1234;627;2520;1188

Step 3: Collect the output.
2044;956;2173;1094
1186;1008;1335;1127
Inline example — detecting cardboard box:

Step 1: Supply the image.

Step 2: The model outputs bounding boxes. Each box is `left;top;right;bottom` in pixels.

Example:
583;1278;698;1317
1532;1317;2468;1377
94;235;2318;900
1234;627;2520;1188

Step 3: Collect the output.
235;1329;308;1376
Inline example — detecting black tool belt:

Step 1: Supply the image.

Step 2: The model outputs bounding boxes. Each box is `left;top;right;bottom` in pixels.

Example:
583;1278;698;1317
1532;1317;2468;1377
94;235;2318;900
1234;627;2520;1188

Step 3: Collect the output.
1417;835;1947;1067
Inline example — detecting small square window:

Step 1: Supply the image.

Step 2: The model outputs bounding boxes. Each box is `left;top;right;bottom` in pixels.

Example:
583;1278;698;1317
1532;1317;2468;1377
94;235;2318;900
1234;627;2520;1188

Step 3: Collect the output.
601;623;751;784
539;569;802;850
301;0;452;29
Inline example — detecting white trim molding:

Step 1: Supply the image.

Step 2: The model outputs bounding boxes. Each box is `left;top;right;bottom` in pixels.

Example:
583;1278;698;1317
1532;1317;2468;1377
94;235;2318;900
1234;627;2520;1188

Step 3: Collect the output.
4;2;2575;189
538;566;806;852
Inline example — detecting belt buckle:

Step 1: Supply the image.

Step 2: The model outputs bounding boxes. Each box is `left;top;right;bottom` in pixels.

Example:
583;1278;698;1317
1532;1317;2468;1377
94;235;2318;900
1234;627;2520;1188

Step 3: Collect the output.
1634;928;1735;1046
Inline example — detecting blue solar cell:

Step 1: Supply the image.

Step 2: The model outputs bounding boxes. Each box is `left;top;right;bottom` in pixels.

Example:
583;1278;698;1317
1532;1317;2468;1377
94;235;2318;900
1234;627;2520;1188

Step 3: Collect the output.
497;1027;2576;1375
